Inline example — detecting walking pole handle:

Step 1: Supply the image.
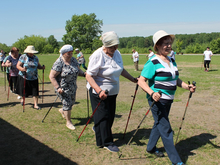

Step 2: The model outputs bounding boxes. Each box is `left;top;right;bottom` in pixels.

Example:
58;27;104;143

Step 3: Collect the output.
188;81;196;98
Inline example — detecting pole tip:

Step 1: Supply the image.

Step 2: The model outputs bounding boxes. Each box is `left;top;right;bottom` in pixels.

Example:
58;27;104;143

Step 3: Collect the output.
119;154;122;159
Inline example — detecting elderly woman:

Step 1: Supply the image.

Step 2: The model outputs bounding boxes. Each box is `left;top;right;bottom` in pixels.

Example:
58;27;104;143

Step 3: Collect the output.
5;47;21;99
86;31;137;152
49;44;85;130
16;45;45;109
138;30;196;165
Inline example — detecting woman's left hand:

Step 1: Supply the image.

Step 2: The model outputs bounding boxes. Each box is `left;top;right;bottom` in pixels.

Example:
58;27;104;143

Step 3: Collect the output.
189;84;196;93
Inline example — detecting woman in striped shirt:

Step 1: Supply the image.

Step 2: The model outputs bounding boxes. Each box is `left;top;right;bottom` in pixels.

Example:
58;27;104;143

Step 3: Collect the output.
138;30;196;165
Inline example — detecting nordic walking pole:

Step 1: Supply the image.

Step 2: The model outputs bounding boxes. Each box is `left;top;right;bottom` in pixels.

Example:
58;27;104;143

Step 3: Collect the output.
42;95;59;123
22;72;26;112
7;74;11;101
87;87;89;119
42;65;45;103
123;83;139;139
4;69;6;91
76;90;108;142
175;81;196;145
119;91;162;159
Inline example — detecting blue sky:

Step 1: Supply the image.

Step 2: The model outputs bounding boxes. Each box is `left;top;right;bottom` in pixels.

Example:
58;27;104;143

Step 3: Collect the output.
1;0;220;46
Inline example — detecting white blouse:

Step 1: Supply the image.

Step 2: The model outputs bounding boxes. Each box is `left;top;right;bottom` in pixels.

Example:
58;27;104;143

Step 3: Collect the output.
86;47;124;95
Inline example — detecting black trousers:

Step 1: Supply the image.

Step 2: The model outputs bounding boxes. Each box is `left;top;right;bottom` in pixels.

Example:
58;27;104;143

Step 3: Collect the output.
89;88;117;147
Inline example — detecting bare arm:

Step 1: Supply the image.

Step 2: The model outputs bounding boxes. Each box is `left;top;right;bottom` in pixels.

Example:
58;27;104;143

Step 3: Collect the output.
16;61;26;72
121;68;137;83
49;70;63;94
137;76;161;102
177;78;196;93
86;74;107;100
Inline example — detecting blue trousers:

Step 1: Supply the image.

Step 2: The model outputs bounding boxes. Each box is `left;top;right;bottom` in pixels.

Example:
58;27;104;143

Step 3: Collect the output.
147;100;182;164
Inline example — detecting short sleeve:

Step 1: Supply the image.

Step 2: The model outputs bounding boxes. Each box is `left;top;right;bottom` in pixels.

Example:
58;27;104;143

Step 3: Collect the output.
141;60;155;80
51;57;63;73
87;51;103;76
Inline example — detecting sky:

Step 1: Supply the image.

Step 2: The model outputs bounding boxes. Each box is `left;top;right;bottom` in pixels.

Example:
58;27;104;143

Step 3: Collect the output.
1;0;220;46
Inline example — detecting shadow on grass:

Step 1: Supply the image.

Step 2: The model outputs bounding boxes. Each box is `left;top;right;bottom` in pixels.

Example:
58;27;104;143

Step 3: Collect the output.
0;118;78;165
176;133;220;163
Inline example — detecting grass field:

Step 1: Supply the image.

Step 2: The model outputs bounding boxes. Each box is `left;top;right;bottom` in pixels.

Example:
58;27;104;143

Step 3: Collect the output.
0;53;220;165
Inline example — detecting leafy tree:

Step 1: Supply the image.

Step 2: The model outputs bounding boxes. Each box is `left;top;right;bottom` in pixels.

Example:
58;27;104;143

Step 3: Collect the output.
13;35;47;53
0;43;10;53
176;39;183;53
62;13;103;51
48;35;59;49
43;44;54;53
210;38;220;54
193;43;203;53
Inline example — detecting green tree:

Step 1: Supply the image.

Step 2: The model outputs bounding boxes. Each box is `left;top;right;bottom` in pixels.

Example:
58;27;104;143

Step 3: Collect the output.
210;38;220;54
176;39;183;53
0;43;10;53
48;35;59;50
13;35;47;53
62;13;103;51
43;44;54;53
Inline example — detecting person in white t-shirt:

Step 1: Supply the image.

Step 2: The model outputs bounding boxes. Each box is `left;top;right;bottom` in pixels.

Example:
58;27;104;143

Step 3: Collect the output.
148;49;155;59
203;47;213;72
131;49;139;71
170;48;175;60
86;31;137;153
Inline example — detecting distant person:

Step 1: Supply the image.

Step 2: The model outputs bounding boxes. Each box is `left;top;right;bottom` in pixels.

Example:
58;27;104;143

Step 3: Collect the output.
5;47;21;99
148;49;155;59
2;52;11;83
203;47;213;72
16;45;45;109
75;48;87;70
0;49;6;71
170;48;175;60
131;49;139;71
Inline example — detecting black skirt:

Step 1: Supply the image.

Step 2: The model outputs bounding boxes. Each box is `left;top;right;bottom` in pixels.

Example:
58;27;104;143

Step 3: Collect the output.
15;75;39;97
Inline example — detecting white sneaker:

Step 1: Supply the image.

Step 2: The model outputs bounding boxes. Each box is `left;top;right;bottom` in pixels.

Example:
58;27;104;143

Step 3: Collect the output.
17;96;21;99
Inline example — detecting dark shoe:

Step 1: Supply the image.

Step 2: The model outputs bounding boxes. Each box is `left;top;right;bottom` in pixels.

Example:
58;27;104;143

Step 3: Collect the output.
172;162;185;165
147;149;164;157
104;144;119;152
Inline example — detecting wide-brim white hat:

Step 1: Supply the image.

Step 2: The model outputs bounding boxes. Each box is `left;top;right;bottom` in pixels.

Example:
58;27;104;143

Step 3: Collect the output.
153;30;175;51
24;45;38;54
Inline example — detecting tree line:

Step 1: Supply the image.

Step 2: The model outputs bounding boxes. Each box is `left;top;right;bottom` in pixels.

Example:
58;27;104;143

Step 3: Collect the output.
1;13;220;54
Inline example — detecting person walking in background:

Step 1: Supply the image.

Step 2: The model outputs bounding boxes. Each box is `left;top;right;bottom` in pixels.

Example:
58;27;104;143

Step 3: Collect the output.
131;49;139;71
0;49;6;71
5;47;22;99
16;45;45;110
138;30;196;165
148;48;155;59
49;45;86;130
1;52;10;84
75;48;87;70
86;31;137;152
170;48;175;60
203;47;213;72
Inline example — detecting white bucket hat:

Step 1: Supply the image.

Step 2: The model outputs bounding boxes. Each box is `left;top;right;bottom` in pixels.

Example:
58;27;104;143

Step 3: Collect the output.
24;45;38;54
153;30;175;51
100;31;120;47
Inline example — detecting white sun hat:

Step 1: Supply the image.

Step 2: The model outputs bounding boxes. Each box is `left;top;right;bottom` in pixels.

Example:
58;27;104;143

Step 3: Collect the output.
24;45;39;54
153;30;175;51
100;31;120;47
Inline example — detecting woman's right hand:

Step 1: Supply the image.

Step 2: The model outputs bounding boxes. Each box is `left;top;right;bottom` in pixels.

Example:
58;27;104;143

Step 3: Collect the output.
151;92;161;102
99;90;108;100
57;88;64;94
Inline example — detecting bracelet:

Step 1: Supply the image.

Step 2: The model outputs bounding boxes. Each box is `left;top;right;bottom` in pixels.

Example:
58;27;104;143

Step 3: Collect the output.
57;87;60;90
150;92;155;98
98;90;102;95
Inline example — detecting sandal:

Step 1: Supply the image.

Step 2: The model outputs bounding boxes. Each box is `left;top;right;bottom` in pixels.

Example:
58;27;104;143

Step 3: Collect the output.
33;106;41;110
